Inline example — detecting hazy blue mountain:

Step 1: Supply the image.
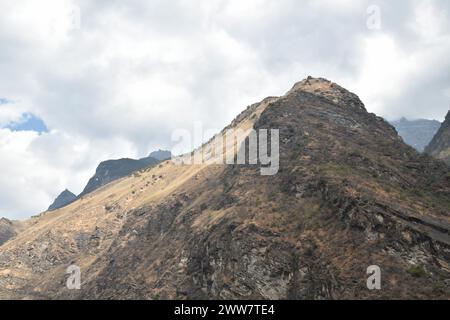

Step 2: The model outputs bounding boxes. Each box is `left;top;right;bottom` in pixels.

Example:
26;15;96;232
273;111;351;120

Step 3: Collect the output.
390;118;441;152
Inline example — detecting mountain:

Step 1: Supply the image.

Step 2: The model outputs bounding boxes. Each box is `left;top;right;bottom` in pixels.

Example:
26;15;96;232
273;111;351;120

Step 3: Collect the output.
1;77;449;299
48;189;77;211
78;155;160;197
390;118;441;152
47;155;163;211
149;149;171;161
0;218;21;246
425;111;450;165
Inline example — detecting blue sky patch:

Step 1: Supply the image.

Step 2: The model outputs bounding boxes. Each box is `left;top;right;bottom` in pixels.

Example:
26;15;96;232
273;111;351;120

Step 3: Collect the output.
5;113;48;133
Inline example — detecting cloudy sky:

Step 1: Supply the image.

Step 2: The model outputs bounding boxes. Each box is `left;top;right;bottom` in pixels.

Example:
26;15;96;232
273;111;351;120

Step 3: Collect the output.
0;0;449;219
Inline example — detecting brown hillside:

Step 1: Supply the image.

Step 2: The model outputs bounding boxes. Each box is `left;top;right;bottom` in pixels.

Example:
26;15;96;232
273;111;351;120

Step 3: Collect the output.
0;78;449;300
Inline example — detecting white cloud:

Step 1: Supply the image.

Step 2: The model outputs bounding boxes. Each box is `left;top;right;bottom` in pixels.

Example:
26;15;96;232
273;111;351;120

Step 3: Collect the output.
0;0;449;218
0;102;25;126
0;128;138;219
409;0;450;42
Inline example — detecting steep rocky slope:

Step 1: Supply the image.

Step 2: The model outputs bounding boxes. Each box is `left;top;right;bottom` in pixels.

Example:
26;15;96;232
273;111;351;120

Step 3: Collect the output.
78;155;160;197
0;78;449;300
390;118;441;152
48;190;77;211
425;111;450;165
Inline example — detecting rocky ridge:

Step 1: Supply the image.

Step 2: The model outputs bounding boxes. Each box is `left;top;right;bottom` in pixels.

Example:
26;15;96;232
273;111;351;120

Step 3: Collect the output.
78;155;160;197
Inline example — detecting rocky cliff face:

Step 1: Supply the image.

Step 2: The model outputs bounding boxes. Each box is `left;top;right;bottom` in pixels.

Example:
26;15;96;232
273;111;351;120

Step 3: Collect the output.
48;190;77;211
0;78;449;300
425;111;450;165
78;156;160;197
391;118;441;152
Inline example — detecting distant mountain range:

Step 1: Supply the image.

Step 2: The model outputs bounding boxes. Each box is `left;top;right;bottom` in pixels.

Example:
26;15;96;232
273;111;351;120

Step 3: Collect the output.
48;151;172;211
390;118;441;152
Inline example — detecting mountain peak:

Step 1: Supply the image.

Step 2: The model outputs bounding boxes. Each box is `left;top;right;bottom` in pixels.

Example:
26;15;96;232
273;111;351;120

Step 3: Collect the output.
48;189;77;211
287;76;366;111
289;76;332;92
79;155;160;197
